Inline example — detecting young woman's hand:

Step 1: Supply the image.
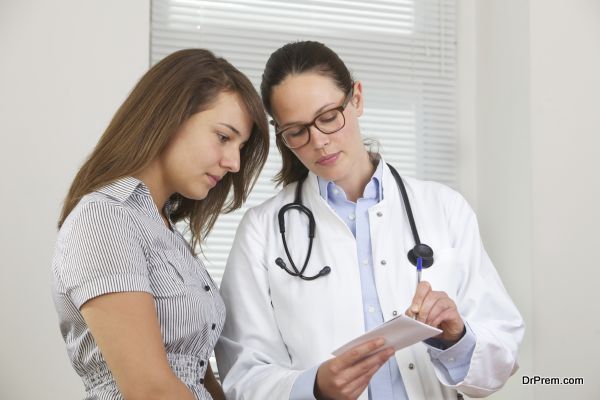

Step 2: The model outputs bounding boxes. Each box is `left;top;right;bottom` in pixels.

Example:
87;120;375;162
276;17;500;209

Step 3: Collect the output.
405;281;465;345
314;338;394;400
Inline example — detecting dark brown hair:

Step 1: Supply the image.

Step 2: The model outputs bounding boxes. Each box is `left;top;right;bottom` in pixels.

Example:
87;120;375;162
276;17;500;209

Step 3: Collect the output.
59;49;269;252
260;41;354;185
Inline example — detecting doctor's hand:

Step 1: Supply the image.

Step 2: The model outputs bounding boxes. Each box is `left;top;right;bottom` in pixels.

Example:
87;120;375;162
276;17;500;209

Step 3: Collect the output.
405;281;465;346
314;338;394;400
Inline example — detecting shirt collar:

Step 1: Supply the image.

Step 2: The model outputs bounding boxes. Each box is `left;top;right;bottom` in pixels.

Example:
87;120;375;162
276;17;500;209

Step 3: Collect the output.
317;158;384;203
97;177;176;228
96;176;146;202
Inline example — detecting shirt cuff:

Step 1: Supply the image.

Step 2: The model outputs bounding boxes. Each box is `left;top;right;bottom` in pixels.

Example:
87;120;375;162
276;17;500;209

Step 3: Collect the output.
290;365;320;400
425;321;476;383
69;273;152;309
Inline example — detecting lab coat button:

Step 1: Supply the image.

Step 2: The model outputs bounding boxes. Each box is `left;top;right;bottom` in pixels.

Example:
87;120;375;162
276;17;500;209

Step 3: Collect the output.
380;259;387;265
408;363;415;370
392;310;398;316
376;211;383;217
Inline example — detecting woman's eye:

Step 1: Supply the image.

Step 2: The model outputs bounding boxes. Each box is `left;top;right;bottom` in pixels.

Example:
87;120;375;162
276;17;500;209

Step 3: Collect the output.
217;133;229;143
286;127;305;138
318;111;337;123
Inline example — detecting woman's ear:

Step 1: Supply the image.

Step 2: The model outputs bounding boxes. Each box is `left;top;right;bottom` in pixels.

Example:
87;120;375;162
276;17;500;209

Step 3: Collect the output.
352;81;364;117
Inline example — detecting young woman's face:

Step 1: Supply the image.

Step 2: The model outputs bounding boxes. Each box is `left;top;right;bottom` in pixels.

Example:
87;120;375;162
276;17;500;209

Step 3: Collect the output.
270;72;365;184
159;91;252;200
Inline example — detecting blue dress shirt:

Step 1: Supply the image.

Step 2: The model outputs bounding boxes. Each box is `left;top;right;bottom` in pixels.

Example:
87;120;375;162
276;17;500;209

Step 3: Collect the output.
290;162;476;399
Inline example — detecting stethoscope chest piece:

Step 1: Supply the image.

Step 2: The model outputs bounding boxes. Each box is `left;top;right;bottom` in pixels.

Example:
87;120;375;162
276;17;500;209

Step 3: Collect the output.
408;243;434;269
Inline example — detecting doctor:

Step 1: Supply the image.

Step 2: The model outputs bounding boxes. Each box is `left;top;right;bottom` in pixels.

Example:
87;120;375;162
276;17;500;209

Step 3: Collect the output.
215;41;524;400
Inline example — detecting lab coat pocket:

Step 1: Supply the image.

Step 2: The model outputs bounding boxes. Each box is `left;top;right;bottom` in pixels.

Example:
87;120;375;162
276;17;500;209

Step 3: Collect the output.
419;247;462;298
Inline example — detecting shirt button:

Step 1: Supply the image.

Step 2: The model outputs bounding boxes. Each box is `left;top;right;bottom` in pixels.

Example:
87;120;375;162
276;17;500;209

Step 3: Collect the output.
408;363;415;370
392;310;398;316
204;285;210;291
211;323;216;330
376;211;383;217
380;259;387;265
348;213;356;221
368;305;375;313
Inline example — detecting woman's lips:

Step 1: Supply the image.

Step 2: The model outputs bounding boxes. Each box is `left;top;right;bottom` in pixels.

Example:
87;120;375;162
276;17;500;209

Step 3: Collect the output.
206;174;220;186
316;152;340;166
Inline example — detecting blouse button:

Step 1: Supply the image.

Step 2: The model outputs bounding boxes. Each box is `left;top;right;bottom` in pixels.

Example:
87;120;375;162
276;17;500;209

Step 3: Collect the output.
200;360;205;366
200;378;205;384
211;323;216;330
204;285;210;291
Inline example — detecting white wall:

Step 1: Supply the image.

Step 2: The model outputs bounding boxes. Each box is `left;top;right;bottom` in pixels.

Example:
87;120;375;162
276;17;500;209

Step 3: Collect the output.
0;1;149;398
529;0;600;398
460;0;600;399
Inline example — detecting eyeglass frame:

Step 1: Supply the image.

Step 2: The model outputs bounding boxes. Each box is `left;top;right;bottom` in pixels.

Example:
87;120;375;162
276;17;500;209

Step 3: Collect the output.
270;86;355;149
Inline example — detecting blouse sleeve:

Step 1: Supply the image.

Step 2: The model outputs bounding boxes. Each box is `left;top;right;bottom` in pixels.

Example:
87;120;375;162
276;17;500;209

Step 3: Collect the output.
57;200;152;309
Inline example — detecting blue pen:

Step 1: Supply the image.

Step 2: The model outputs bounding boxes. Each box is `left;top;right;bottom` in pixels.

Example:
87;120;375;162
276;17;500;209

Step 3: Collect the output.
412;257;423;319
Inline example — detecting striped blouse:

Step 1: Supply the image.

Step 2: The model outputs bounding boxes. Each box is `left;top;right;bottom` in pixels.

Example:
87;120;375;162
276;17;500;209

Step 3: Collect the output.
51;177;225;400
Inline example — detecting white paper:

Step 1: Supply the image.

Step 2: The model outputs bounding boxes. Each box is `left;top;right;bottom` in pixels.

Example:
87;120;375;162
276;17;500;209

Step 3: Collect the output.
332;315;443;356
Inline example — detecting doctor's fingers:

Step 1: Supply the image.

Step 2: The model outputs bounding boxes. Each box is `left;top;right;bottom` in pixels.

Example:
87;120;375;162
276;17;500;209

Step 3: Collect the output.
409;281;432;315
414;290;449;323
338;337;388;366
319;348;394;399
341;363;383;399
430;308;465;343
423;296;457;326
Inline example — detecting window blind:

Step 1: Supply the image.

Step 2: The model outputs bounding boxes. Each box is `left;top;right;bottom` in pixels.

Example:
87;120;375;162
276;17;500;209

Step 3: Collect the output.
151;0;457;285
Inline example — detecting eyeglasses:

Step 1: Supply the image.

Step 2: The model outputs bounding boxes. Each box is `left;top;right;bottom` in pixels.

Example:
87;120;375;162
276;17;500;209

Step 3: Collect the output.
272;88;354;149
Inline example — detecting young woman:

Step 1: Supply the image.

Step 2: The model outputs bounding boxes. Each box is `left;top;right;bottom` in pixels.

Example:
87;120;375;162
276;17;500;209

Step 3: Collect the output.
215;41;524;400
51;49;269;400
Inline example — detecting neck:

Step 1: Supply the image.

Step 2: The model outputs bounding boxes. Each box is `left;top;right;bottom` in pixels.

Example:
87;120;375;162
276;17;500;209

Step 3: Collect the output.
133;160;172;223
335;151;376;202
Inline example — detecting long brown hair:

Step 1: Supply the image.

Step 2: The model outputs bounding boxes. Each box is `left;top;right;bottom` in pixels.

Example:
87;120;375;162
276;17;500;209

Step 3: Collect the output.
260;41;354;186
59;49;269;252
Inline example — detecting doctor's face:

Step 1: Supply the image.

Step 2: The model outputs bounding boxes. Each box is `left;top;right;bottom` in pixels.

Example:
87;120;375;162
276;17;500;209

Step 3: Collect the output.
270;73;365;184
158;91;252;201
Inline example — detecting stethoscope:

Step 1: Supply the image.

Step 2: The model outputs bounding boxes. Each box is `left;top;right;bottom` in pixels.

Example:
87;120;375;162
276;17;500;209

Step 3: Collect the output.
275;163;434;280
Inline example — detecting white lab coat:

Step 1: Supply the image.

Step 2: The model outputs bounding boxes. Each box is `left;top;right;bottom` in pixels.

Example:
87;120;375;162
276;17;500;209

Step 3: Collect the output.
215;163;524;400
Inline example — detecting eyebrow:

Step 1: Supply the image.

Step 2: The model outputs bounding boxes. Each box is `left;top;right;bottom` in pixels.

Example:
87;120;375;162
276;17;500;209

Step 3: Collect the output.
217;122;241;137
217;122;250;147
279;101;336;129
